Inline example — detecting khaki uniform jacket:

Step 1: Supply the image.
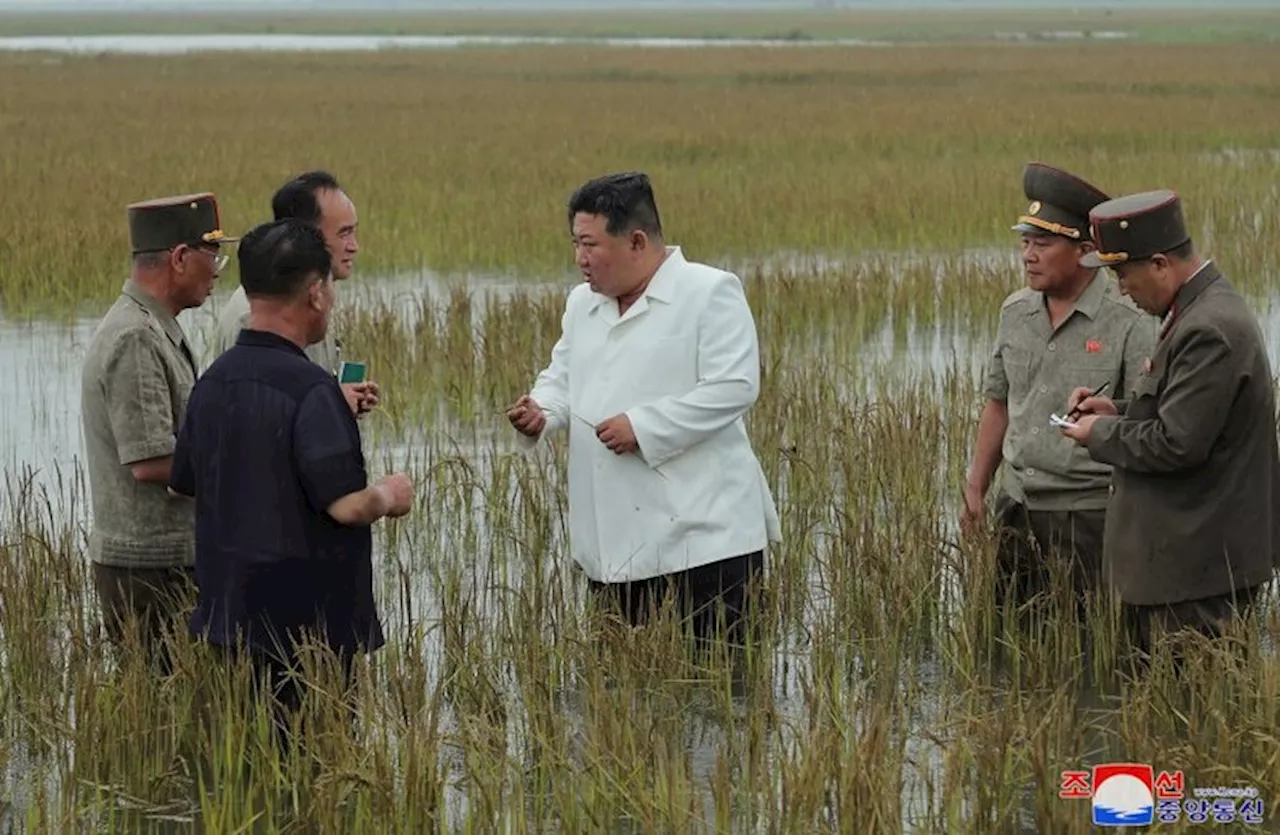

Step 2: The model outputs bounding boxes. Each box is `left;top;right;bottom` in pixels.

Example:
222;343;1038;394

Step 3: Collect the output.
213;284;341;374
80;280;197;568
1086;262;1280;605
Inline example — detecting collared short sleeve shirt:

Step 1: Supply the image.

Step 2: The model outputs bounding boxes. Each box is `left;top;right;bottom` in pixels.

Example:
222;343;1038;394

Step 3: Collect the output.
985;273;1156;510
80;280;198;568
172;329;383;656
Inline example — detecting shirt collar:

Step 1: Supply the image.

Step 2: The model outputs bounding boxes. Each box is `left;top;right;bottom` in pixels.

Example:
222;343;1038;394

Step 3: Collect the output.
588;246;684;310
1071;270;1108;320
1024;269;1108;323
1166;258;1218;319
235;328;309;357
121;278;187;351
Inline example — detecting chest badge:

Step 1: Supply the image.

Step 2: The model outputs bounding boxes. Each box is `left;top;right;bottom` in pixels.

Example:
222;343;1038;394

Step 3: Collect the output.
1085;339;1102;353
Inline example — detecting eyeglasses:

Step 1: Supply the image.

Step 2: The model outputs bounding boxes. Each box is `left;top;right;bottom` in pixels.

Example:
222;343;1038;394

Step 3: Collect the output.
207;250;230;273
143;244;228;273
185;245;228;273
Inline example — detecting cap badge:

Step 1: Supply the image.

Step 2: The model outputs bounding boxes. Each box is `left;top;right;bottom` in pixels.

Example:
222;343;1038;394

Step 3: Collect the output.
1028;201;1041;215
1119;220;1129;229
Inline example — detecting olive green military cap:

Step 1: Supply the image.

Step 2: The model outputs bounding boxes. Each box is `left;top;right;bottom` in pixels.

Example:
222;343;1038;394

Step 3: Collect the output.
127;192;238;255
1011;162;1110;241
1079;190;1190;269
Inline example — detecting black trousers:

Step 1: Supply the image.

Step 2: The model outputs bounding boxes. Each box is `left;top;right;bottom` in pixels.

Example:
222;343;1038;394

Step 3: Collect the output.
1123;582;1265;662
992;493;1106;608
93;563;196;675
587;550;765;645
211;641;357;751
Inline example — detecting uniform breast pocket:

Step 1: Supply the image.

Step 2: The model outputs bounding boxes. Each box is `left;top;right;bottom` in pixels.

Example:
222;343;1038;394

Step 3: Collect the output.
1071;364;1117;395
1003;347;1033;395
632;337;696;397
1131;372;1160;399
1127;372;1161;419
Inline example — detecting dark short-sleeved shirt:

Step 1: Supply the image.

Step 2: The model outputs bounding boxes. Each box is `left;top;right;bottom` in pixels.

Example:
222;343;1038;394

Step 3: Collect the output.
80;279;198;568
170;329;384;656
982;272;1155;511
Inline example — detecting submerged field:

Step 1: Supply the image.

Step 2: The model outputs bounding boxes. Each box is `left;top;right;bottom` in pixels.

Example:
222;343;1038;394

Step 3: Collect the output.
3;8;1280;44
0;21;1279;833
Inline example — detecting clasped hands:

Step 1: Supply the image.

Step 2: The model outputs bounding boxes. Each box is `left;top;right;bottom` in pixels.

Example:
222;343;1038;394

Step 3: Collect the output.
1057;386;1119;444
507;395;637;454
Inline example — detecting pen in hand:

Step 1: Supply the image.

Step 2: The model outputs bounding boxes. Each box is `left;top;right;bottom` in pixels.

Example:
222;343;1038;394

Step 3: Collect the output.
1067;380;1110;420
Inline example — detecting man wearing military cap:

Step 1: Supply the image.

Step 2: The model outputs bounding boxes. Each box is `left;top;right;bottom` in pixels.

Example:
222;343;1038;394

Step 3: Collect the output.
1060;189;1279;659
80;192;236;672
961;163;1155;623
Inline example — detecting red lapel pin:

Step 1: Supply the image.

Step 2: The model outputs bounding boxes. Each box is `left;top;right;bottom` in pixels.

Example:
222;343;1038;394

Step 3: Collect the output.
1085;339;1102;353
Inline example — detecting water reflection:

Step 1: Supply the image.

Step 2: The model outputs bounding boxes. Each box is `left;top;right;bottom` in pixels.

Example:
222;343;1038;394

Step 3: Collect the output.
0;33;893;56
4;263;1279;501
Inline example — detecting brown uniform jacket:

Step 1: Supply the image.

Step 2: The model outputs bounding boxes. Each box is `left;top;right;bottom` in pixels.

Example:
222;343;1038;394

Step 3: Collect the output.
1086;262;1280;605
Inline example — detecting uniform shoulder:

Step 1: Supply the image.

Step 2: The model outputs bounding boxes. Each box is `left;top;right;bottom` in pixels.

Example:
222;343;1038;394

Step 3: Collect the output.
88;302;164;356
1097;277;1145;318
999;287;1037;310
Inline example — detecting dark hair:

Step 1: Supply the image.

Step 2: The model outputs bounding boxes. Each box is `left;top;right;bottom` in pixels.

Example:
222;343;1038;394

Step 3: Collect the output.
1165;239;1195;260
271;170;342;224
567;171;663;239
238;218;332;299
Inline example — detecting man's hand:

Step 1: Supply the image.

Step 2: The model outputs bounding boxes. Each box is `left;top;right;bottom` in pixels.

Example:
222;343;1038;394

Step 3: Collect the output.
1060;413;1101;445
595;414;638;455
507;395;546;439
959;482;986;538
1066;387;1117;418
374;473;414;518
356;381;380;415
341;382;380;418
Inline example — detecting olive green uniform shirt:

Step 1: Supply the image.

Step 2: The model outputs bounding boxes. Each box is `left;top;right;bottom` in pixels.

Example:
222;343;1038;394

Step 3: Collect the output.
80;280;197;568
213;284;341;374
983;271;1156;511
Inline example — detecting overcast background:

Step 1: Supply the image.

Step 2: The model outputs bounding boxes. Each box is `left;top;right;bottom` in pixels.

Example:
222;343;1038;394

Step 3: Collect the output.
2;0;1277;11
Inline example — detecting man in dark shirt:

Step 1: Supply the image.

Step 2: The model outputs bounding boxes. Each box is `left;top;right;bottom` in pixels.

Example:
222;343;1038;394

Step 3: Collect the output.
170;218;413;739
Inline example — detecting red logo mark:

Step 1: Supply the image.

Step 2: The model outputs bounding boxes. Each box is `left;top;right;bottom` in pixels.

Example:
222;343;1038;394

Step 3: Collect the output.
1086;339;1102;353
1059;770;1091;798
1155;770;1184;800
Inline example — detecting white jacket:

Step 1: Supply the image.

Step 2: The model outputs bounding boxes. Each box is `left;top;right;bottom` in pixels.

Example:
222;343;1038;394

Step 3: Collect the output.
519;246;782;582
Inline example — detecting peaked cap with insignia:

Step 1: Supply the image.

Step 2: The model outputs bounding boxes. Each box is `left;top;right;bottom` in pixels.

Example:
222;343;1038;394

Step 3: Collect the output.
1079;189;1191;269
1011;162;1110;242
127;192;238;255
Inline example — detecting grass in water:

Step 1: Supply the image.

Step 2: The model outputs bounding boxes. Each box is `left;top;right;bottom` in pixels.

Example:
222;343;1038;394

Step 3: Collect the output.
0;34;1276;833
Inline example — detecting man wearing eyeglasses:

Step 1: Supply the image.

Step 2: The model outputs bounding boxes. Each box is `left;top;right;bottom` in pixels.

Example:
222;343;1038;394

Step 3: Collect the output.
80;192;237;674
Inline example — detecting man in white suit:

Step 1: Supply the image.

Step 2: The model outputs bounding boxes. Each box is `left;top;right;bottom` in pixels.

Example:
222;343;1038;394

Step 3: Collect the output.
508;171;781;645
